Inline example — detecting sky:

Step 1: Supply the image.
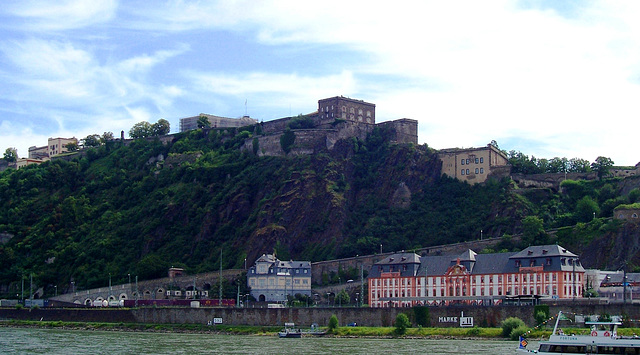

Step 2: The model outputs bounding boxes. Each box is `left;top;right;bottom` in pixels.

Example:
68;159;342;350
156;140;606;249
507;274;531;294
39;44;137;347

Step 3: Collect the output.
1;0;639;166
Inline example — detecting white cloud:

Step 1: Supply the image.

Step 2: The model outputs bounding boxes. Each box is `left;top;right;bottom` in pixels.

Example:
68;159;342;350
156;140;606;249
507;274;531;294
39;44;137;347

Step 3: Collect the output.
3;0;118;31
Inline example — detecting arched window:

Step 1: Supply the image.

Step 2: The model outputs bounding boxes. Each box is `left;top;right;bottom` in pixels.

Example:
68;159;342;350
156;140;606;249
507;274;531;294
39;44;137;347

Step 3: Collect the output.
633;213;638;218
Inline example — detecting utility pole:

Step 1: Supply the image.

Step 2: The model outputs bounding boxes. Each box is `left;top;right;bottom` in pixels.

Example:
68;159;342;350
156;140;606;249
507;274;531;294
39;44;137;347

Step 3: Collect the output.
360;263;364;307
219;249;223;305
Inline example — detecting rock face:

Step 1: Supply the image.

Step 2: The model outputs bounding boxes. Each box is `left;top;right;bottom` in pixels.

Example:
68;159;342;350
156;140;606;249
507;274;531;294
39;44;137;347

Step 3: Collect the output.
580;222;640;270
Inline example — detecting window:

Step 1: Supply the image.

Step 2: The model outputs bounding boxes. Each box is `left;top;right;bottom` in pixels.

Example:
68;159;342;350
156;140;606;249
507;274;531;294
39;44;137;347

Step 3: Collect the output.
480;168;484;174
466;169;470;175
466;159;470;164
480;157;484;163
475;158;479;164
475;168;479;174
304;269;308;273
461;159;465;165
515;260;521;267
461;169;465;175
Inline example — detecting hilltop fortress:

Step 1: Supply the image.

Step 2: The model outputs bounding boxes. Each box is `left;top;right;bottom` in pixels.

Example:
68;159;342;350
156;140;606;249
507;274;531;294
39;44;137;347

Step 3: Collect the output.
237;96;418;156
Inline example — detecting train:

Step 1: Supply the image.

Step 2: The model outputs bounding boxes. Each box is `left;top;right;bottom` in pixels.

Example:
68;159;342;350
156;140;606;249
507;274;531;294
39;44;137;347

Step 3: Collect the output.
121;299;236;307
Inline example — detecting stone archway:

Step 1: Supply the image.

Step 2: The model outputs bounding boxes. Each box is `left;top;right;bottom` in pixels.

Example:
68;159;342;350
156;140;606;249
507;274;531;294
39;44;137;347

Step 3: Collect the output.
259;294;266;302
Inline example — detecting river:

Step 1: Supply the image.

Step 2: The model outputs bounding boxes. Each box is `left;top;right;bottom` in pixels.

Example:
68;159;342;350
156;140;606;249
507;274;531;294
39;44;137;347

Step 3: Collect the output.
0;327;525;354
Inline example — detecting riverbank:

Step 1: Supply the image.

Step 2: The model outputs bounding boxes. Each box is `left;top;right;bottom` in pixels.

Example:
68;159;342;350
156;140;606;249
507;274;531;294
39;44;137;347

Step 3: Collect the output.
0;319;508;339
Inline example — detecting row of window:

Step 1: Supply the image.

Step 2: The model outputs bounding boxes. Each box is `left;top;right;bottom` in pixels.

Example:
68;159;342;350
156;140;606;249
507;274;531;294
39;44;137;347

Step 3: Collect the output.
461;157;484;165
251;278;310;287
372;284;572;299
461;168;484;175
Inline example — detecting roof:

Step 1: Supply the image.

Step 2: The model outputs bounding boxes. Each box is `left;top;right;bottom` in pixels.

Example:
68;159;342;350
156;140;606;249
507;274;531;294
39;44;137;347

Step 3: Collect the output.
375;252;421;266
510;244;577;259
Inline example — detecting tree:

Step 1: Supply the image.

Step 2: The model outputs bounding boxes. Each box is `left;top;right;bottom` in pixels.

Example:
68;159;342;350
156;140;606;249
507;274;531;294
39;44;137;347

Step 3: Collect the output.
568;158;591;173
82;134;101;147
197;115;210;129
522;216;547;245
575;196;600;222
100;132;114;144
394;312;410;335
3;148;17;162
151;119;170;136
591;156;614;179
336;289;350;306
548;157;568;174
129;121;153;139
328;314;339;332
64;142;79;152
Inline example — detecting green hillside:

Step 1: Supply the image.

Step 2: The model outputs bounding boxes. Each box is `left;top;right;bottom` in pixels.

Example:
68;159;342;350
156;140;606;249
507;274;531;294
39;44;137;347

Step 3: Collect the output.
1;126;639;297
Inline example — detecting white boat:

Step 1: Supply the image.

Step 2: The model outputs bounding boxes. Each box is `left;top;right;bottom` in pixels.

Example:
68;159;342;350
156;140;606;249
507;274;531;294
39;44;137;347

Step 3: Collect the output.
517;311;640;354
278;322;302;338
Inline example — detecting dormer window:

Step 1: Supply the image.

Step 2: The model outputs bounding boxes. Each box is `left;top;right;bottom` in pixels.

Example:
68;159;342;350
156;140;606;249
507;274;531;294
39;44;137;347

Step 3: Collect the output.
527;251;533;255
515;260;521;267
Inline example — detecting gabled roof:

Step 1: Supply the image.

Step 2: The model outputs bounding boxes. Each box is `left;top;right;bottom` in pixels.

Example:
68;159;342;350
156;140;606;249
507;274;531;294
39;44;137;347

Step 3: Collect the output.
454;249;477;262
255;254;276;263
510;245;576;259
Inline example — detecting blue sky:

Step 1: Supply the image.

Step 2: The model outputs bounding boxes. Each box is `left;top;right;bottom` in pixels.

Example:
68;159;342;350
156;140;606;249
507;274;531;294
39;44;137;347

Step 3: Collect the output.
1;0;639;166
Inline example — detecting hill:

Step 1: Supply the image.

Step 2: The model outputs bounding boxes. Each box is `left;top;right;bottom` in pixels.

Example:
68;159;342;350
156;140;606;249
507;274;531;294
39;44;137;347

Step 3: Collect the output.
1;125;639;297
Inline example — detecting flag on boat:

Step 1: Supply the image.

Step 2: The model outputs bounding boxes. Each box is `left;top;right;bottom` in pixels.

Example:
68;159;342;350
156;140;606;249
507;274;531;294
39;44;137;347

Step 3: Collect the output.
519;336;528;349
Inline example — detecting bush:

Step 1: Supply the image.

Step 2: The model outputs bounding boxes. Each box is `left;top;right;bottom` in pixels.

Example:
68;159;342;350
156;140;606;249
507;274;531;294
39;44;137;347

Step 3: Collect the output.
502;317;525;337
395;313;410;336
466;326;481;336
328;314;339;332
510;325;529;340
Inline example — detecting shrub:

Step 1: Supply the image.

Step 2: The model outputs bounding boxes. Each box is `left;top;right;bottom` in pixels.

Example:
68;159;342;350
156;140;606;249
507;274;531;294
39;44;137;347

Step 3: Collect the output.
510;325;529;340
501;317;525;337
328;314;339;332
395;313;410;336
15;303;24;310
534;304;550;326
466;326;481;336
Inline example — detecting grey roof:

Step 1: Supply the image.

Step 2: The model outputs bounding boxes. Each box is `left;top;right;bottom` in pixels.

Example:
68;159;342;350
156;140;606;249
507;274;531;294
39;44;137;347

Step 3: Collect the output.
473;252;517;274
375;252;421;265
510;244;576;259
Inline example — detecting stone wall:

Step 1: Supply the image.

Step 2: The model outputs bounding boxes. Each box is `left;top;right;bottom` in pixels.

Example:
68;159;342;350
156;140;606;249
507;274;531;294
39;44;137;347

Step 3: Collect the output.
512;172;598;191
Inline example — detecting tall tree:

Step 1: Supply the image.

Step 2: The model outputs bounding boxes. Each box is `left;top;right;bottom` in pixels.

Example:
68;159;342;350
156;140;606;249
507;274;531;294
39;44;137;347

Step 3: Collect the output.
591;156;614;179
64;142;79;152
129;121;153;139
152;119;170;136
197;115;210;129
3;148;17;162
82;134;101;147
100;132;114;144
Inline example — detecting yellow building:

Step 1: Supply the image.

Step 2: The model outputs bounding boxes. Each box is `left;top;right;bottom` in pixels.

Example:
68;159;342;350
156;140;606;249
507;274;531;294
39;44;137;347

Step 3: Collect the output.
438;143;510;184
48;137;78;156
247;254;311;303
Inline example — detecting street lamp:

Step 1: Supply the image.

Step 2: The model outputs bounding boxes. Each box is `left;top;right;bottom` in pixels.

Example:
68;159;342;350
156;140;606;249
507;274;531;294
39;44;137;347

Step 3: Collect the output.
54;285;57;297
356;292;360;308
128;273;131;284
327;292;331;306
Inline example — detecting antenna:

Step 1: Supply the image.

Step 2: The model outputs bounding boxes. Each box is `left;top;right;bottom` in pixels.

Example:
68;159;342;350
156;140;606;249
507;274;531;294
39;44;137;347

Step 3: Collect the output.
245;99;248;116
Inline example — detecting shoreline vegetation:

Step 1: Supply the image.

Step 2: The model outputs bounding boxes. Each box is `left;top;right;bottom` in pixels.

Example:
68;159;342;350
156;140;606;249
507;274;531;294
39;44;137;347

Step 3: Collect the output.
4;320;640;340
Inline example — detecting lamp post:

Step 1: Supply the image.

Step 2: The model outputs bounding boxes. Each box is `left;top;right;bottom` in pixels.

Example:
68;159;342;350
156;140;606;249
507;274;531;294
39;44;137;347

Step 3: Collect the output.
327;292;331;306
128;273;131;285
54;285;57;297
356;292;359;308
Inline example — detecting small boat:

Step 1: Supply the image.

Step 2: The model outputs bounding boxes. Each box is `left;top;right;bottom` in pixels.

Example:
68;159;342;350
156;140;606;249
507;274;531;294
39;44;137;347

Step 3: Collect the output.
278;322;302;338
516;311;640;354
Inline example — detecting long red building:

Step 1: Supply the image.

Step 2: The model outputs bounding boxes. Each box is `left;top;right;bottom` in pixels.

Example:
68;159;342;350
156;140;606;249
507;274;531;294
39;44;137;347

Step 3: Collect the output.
368;244;585;307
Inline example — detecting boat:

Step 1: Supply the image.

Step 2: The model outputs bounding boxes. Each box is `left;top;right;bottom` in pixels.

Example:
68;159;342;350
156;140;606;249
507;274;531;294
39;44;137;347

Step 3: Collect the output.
278;322;302;338
516;311;640;354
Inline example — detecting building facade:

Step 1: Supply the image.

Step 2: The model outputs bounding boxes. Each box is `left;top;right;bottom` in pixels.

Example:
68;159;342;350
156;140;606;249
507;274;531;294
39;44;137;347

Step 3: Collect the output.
247;254;312;302
179;114;258;132
438;143;510;184
317;96;376;124
368;245;585;308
